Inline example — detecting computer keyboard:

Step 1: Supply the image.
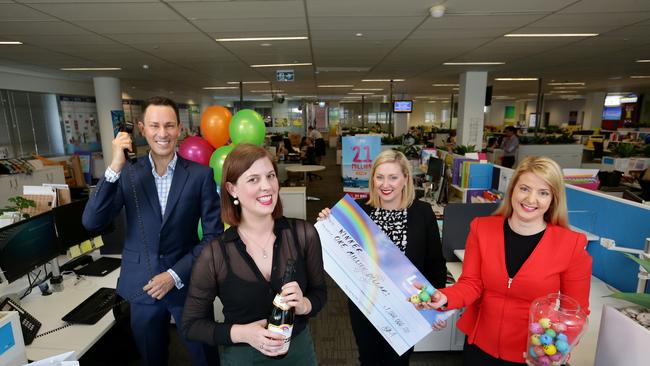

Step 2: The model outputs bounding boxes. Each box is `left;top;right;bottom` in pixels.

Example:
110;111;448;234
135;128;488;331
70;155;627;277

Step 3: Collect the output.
62;287;116;325
74;257;121;277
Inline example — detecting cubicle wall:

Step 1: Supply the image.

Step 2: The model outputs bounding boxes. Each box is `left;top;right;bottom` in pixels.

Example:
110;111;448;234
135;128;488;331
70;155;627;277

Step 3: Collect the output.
566;185;650;293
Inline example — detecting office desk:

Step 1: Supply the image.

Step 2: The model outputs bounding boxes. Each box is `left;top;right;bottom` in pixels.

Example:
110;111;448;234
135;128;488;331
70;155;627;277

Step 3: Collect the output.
451;250;627;366
22;267;120;361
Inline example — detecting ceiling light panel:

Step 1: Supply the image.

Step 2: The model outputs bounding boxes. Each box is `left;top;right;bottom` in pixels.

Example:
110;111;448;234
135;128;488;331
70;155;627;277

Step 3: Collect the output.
215;36;308;42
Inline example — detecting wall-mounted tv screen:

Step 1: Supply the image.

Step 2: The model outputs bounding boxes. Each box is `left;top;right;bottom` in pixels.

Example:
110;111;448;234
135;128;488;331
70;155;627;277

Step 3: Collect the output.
393;100;413;113
602;106;622;120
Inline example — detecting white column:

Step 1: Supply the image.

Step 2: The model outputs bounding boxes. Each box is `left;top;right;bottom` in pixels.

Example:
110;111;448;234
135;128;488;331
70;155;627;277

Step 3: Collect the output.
457;71;487;148
93;77;122;170
393;113;409;137
582;92;606;130
41;93;65;155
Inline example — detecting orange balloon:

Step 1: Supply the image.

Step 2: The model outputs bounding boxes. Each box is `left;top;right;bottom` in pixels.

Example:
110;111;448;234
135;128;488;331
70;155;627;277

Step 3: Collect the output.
200;106;232;149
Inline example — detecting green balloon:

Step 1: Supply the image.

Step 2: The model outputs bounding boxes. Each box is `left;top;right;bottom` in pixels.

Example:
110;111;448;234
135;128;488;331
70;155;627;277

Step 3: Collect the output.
209;144;235;184
229;109;265;146
197;219;203;241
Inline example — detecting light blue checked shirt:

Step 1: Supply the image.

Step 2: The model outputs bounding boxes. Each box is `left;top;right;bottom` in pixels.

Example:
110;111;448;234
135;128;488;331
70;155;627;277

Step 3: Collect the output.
104;152;183;289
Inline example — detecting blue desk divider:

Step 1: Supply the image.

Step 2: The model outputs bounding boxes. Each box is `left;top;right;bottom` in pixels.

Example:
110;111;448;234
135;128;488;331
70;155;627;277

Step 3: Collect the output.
566;185;650;293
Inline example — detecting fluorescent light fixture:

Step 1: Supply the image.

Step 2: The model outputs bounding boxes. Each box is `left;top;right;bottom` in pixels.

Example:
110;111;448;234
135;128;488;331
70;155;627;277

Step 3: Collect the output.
433;83;459;87
348;92;374;95
636;59;650;63
216;36;308;42
361;79;405;82
630;75;650;79
548;82;585;86
226;81;270;84
444;62;505;65
202;86;239;90
427;101;438;103
60;67;121;71
352;88;383;91
291;95;317;98
504;33;598;37
251;62;311;68
317;84;353;88
495;77;538;81
0;41;22;45
552;86;585;90
250;89;284;93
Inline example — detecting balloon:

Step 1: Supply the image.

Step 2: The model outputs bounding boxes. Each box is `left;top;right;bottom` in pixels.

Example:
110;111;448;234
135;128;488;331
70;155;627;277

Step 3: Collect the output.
209;144;235;184
229;109;265;146
179;136;214;166
201;106;232;149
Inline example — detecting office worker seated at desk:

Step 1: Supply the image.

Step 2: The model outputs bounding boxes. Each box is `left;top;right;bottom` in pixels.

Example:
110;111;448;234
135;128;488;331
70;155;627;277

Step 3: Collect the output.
424;156;592;365
82;96;222;366
182;144;327;365
318;149;447;366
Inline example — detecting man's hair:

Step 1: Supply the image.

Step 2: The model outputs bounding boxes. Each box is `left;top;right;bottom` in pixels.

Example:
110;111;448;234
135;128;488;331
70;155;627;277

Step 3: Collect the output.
142;96;180;124
505;126;517;134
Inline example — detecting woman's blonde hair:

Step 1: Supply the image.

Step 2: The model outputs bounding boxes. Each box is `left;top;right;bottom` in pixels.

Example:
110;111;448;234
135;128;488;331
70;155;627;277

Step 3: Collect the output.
494;156;569;228
366;149;415;210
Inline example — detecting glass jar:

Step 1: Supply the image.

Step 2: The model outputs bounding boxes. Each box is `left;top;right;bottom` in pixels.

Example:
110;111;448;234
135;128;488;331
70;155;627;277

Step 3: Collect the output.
525;293;588;366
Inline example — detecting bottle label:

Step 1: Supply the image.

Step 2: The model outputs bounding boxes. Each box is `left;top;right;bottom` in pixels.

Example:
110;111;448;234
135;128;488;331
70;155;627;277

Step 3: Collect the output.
267;323;293;354
272;294;290;311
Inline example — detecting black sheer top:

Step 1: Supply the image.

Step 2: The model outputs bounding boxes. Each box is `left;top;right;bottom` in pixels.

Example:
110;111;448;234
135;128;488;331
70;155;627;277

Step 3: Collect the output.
182;217;327;346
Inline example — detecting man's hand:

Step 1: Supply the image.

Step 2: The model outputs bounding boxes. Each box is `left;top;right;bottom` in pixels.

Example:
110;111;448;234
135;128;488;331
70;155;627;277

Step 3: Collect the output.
110;132;132;173
143;272;175;300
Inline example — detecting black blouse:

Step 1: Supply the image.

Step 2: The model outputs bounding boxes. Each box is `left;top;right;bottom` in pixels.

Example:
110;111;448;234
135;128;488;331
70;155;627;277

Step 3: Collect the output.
503;220;545;278
182;217;327;346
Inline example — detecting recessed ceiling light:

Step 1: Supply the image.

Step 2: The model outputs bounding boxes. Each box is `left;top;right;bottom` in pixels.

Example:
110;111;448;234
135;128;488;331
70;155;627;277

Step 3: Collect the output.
250;89;284;92
504;33;598;37
552;86;586;90
548;82;585;86
348;92;374;95
427;101;438;103
216;36;308;42
361;79;405;82
432;83;459;87
0;41;22;45
635;59;650;63
202;86;239;90
630;75;650;79
355;33;363;37
142;64;149;70
452;87;459;90
260;43;272;47
443;62;505;66
317;84;354;88
250;62;312;68
609;76;623;80
352;88;383;91
60;67;122;71
226;81;270;84
495;77;538;81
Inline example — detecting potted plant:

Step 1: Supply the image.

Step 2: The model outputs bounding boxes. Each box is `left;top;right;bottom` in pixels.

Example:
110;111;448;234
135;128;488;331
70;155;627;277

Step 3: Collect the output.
0;196;37;222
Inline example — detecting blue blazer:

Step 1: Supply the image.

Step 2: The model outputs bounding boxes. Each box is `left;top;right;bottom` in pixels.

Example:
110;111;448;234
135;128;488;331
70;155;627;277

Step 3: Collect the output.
83;155;223;305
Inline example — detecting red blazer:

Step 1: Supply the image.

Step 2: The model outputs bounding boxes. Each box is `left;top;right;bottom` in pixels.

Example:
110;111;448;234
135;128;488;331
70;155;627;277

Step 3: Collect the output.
440;215;591;363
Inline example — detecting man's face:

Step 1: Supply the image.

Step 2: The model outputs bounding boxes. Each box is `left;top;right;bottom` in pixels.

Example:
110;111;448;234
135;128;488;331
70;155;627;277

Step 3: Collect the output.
138;105;181;160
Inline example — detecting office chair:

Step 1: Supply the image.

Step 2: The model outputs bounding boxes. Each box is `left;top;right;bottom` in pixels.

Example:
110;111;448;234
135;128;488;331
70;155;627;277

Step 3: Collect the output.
302;146;322;181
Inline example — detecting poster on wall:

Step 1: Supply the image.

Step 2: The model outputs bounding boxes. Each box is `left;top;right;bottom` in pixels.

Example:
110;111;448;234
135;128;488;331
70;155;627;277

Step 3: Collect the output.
503;105;516;126
59;96;101;153
342;135;380;199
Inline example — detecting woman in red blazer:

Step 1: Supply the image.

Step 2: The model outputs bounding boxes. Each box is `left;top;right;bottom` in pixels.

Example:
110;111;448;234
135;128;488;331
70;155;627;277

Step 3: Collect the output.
428;156;592;365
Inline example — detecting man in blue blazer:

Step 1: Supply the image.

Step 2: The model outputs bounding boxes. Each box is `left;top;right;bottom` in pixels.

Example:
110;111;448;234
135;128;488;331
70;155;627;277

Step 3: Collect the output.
83;96;222;366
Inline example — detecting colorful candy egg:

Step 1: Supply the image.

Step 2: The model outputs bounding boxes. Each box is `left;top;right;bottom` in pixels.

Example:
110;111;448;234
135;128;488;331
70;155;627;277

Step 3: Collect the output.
550;353;563;362
552;323;567;333
424;285;435;295
534;346;545;357
409;294;420;304
528;346;538;359
418;291;431;302
543;344;557;356
545;329;557;338
537;355;551;366
530;334;542;345
540;334;553;345
529;322;544;334
538;318;551;328
556;333;568;343
555;340;569;353
551;362;562;366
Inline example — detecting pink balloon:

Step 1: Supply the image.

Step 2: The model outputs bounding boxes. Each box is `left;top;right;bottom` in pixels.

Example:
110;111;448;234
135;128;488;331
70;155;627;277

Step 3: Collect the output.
178;136;214;166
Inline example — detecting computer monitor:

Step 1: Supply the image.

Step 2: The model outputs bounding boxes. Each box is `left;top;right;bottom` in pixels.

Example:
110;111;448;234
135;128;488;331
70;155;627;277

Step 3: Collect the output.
53;199;113;253
427;157;444;183
393;100;413;113
0;212;59;283
442;202;500;261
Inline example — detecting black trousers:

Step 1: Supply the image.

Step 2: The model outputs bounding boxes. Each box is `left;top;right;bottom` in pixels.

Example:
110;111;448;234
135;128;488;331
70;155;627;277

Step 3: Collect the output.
501;156;516;168
348;300;413;366
463;339;525;366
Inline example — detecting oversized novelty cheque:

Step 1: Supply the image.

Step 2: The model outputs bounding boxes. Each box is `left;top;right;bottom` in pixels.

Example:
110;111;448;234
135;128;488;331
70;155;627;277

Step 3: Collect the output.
315;195;455;355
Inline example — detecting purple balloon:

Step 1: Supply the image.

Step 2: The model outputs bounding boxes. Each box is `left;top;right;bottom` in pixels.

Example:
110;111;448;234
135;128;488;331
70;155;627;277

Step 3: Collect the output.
178;136;214;166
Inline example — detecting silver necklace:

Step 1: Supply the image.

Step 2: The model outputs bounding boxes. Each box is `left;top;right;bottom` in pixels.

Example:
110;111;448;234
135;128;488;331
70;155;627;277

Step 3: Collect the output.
239;229;274;259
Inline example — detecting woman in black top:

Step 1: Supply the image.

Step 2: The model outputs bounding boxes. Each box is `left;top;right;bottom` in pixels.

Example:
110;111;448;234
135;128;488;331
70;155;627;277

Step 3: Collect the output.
182;144;326;365
319;149;447;366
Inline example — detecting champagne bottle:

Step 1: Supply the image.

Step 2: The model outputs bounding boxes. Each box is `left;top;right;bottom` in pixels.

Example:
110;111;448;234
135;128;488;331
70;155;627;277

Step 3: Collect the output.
267;259;296;357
